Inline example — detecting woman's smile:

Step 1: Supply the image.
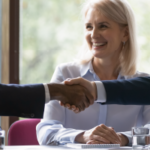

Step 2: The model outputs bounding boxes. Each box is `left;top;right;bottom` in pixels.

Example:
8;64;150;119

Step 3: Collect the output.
92;42;107;50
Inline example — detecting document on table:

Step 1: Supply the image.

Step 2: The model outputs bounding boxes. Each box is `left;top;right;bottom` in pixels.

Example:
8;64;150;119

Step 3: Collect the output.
65;143;120;149
62;144;133;150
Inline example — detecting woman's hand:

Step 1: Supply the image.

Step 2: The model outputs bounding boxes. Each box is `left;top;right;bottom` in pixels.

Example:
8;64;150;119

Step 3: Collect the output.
117;133;129;146
75;124;121;144
86;133;129;146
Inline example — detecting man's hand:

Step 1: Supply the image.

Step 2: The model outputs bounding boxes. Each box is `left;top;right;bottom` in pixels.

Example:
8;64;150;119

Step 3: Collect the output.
75;124;121;144
59;77;97;112
47;83;94;112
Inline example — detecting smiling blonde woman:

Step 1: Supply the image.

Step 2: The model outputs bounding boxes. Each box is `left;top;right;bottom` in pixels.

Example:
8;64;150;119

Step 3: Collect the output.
79;0;138;76
36;0;150;146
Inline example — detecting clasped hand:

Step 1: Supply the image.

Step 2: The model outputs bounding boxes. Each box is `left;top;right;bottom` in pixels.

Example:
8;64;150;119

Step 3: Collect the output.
59;77;96;112
75;124;129;146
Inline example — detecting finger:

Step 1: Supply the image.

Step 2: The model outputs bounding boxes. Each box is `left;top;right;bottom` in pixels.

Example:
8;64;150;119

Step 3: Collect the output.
80;100;87;111
59;101;64;106
84;88;95;105
91;134;110;143
59;101;62;105
65;103;71;109
80;97;90;111
96;124;121;144
99;124;119;142
64;78;71;84
106;126;121;143
59;101;65;107
72;106;80;113
70;105;79;112
64;77;86;86
87;140;106;144
64;78;79;85
74;108;79;113
71;105;77;111
108;127;121;143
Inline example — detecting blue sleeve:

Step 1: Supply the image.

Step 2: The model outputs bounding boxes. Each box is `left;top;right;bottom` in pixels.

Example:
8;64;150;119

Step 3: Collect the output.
102;77;150;105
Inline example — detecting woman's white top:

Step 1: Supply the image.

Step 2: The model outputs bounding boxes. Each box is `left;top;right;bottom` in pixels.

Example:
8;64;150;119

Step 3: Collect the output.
36;61;150;146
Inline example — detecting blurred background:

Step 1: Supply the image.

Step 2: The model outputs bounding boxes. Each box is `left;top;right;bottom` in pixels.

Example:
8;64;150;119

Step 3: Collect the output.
20;0;150;84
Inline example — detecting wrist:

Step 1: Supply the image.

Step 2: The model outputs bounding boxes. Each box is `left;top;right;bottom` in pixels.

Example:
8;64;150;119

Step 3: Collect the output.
75;132;85;143
117;133;129;146
47;83;63;100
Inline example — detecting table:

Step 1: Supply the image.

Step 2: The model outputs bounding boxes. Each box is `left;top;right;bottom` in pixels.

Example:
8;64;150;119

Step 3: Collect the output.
0;145;133;150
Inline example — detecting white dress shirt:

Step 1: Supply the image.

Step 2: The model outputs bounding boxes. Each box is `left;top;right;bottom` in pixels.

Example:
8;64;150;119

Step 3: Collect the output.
43;84;51;103
38;61;150;146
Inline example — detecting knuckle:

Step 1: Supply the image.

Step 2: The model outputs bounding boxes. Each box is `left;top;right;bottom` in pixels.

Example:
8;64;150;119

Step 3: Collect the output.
99;124;105;128
105;130;110;135
95;126;100;130
109;127;114;130
109;126;114;129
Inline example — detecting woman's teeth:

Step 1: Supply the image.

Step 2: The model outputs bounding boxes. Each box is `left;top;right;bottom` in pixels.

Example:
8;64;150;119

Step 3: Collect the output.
93;43;106;46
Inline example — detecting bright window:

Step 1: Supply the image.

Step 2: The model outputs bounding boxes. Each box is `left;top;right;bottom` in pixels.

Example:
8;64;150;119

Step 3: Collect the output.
20;0;150;84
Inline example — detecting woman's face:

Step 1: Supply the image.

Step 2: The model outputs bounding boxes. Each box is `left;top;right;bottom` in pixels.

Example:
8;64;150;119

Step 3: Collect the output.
84;8;128;60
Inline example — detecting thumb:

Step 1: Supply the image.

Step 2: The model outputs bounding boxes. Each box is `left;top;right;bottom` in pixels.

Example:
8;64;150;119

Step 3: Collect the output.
64;77;81;85
65;77;90;89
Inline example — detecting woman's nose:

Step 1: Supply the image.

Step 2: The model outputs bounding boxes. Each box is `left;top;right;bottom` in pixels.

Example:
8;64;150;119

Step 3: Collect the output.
91;28;99;39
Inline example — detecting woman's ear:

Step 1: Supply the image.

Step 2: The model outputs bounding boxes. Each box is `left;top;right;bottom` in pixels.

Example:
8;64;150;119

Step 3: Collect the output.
122;26;129;42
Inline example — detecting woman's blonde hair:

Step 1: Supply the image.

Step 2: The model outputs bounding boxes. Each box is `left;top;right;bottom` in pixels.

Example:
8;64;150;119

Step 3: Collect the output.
79;0;138;76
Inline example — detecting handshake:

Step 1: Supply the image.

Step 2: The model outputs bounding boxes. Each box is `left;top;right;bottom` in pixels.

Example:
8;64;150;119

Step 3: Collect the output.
48;77;97;113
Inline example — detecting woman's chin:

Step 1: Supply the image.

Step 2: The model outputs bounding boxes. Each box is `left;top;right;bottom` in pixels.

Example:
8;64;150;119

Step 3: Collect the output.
91;51;106;59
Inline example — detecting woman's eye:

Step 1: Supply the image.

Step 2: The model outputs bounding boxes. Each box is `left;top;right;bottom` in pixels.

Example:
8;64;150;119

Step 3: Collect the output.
86;26;92;29
100;25;107;29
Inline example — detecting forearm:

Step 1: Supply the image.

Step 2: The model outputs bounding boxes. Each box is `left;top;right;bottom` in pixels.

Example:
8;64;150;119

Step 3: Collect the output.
36;120;84;145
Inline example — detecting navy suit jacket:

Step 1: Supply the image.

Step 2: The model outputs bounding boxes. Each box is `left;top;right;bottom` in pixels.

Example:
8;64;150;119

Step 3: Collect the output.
102;77;150;105
0;84;45;118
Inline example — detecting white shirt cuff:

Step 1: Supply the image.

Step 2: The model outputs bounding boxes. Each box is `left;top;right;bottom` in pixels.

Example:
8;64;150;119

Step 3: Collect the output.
94;81;106;103
43;84;50;103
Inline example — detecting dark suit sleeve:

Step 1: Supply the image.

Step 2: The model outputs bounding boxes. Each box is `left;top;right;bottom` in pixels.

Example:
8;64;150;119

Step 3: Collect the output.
102;77;150;105
0;83;45;118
